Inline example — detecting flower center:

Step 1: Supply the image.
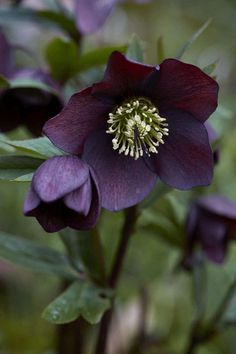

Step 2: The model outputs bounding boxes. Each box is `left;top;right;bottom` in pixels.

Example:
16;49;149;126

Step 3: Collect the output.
106;97;169;160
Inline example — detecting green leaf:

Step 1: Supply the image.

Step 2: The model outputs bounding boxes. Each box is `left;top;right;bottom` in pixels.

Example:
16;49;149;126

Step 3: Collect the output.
42;282;85;324
10;77;58;95
0;7;80;42
45;37;80;84
0;155;42;181
4;137;66;159
202;60;218;76
42;281;111;324
0;134;15;152
78;45;127;73
13;172;34;182
126;34;144;62
79;283;111;324
176;18;212;59
0;74;10;89
0;231;79;279
220;283;236;326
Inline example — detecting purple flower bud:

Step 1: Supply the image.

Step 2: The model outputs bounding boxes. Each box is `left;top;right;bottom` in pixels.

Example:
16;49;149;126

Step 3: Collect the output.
24;156;101;233
183;195;236;267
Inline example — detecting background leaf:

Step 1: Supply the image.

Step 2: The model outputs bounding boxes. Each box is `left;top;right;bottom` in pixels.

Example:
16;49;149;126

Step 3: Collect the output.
42;281;111;324
0;155;42;181
4;137;66;159
176;18;212;59
45;37;80;84
126;34;144;62
0;231;79;279
77;45;127;73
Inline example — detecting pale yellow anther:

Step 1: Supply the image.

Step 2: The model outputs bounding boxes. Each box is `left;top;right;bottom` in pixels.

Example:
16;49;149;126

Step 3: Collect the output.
106;97;168;160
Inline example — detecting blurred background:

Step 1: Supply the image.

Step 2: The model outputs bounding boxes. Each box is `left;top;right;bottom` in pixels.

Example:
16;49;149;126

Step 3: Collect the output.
0;0;236;353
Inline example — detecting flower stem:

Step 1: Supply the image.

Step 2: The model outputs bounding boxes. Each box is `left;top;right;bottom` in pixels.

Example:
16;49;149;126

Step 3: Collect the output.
184;273;236;354
95;206;139;354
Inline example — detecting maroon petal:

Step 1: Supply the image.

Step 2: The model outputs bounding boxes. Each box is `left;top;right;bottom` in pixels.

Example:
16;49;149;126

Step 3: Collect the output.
83;129;157;211
92;51;156;101
23;185;41;215
149;109;213;189
146;59;218;122
64;178;92;216
75;0;118;34
33;156;89;202
43;87;112;154
199;195;236;220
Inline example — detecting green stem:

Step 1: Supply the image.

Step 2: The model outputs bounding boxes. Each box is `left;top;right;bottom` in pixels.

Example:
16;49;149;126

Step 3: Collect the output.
184;256;207;354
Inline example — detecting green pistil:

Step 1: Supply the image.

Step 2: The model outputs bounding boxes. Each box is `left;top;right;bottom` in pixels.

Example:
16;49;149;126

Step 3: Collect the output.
106;97;169;160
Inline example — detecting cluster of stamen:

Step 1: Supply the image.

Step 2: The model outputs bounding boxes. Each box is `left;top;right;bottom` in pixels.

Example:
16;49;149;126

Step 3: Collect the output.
106;97;169;160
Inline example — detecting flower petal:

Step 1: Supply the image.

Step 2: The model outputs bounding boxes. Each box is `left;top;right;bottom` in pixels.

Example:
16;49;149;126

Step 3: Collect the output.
33;156;89;202
64;178;92;216
75;0;118;34
199;214;227;264
92;51;156;101
199;195;236;220
33;201;68;233
83;129;157;211
68;172;101;230
149;109;213;189
146;59;218;122
43;87;112;154
23;185;41;215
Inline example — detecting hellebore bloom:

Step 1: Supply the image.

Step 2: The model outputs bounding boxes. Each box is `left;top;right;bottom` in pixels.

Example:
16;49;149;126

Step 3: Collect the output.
24;156;100;232
0;29;62;136
75;0;150;34
0;69;63;136
184;195;236;266
44;51;219;211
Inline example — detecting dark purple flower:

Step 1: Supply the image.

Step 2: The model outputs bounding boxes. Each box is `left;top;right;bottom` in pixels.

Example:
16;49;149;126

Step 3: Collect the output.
24;156;100;233
0;69;63;136
184;195;236;267
44;51;219;211
0;29;62;136
75;0;150;34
